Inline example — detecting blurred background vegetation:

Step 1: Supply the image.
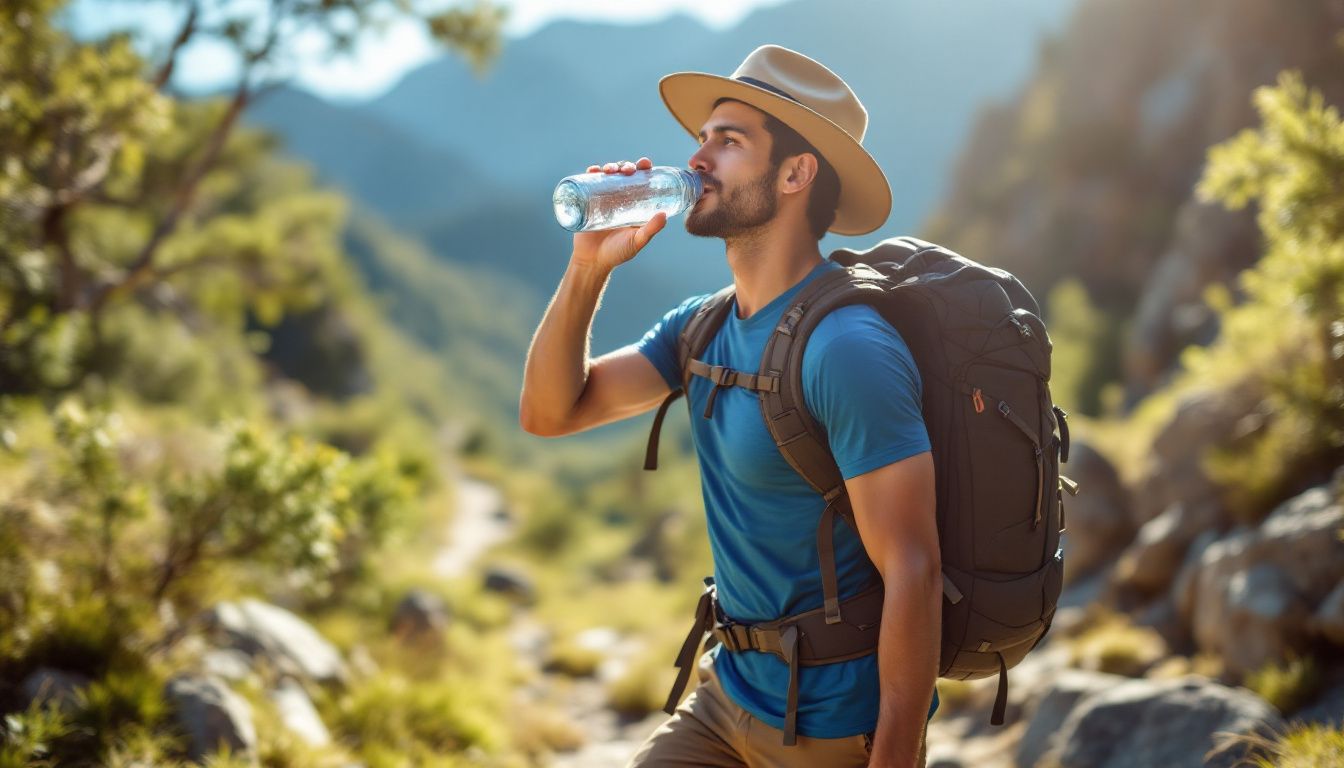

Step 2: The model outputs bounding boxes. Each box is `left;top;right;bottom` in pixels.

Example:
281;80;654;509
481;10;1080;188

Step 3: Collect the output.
1;0;1342;765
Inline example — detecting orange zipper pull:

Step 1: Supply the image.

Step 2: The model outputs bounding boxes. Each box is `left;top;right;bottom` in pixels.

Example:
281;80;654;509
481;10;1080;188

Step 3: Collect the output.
972;388;985;414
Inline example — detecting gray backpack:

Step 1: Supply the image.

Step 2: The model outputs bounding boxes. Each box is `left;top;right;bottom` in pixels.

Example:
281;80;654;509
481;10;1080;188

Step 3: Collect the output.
646;237;1075;740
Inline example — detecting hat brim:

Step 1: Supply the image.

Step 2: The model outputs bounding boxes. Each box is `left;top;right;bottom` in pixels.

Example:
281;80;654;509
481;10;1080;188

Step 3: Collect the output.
659;72;891;236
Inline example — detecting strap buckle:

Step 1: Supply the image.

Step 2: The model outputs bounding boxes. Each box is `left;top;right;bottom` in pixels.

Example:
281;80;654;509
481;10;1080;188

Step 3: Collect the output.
716;621;753;652
707;365;735;386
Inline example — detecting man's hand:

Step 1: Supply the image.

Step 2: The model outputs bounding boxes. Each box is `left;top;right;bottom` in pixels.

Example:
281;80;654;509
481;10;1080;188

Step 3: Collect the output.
571;156;668;273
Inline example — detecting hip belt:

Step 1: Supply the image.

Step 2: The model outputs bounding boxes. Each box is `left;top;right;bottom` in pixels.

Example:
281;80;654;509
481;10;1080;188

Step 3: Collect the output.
663;578;883;746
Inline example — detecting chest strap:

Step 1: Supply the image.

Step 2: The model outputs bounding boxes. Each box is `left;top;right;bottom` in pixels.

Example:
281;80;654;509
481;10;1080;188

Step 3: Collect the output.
686;358;781;419
663;579;882;746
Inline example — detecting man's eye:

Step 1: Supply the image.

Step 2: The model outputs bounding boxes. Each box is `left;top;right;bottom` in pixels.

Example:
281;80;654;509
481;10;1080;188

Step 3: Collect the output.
723;136;736;145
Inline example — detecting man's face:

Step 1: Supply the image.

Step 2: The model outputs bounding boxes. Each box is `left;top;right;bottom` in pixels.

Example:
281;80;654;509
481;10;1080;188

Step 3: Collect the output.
684;100;780;239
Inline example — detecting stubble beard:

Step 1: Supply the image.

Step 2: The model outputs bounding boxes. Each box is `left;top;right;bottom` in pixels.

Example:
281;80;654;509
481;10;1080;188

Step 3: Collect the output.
684;165;779;239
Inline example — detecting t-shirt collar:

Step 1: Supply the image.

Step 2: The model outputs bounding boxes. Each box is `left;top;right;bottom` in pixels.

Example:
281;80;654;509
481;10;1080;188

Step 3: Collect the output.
731;259;839;329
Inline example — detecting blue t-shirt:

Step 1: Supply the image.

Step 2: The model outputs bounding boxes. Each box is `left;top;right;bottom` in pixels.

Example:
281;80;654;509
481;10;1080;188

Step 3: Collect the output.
635;259;938;738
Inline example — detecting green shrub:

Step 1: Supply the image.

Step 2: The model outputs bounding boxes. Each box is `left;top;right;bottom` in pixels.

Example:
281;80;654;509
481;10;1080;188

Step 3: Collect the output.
1245;656;1322;715
1191;70;1344;520
1046;278;1120;417
1067;612;1167;677
332;673;506;758
1237;721;1344;768
0;700;70;768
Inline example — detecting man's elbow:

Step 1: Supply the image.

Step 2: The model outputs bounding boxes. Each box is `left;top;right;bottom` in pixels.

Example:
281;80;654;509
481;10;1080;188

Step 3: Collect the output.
518;405;570;437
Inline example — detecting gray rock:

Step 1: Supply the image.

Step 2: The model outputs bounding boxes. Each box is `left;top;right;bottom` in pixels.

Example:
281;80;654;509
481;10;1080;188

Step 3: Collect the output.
1059;440;1134;584
1172;529;1220;634
21;667;91;712
1131;386;1258;526
1125;201;1258;398
389;589;449;644
1112;501;1221;597
483;564;536;604
269;678;330;747
1189;483;1344;676
1046;677;1283;768
1016;670;1126;768
165;675;258;764
1309;581;1344;645
201;649;254;683
203;599;347;685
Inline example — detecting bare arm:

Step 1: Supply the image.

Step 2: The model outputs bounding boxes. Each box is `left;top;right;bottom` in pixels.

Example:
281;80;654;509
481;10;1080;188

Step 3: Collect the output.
847;451;940;768
519;157;673;437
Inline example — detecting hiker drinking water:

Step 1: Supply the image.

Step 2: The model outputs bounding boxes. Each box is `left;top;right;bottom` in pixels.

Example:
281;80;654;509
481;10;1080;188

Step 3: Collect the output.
522;44;1069;768
521;45;939;767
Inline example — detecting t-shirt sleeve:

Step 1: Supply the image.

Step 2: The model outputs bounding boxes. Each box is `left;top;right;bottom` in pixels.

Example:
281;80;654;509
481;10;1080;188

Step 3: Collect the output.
633;294;710;390
803;310;931;480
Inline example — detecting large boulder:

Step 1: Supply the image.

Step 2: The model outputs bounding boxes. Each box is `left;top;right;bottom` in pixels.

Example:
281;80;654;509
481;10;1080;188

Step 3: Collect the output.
1189;483;1344;676
1059;440;1134;584
1131;386;1258;526
165;675;258;764
202;599;347;685
1015;670;1126;768
1044;677;1283;768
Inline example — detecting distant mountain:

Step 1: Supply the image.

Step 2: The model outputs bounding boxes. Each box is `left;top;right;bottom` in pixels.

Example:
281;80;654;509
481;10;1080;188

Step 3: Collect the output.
247;87;495;227
245;0;1081;350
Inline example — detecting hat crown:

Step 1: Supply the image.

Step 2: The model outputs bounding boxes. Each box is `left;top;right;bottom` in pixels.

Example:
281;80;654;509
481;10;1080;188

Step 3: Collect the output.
731;45;868;143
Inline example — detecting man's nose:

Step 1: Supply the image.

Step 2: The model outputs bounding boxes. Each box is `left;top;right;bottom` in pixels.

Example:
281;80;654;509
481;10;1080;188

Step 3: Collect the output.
688;146;711;173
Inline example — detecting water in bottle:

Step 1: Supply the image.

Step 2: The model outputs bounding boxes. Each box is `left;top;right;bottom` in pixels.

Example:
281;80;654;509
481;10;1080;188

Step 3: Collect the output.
553;166;704;232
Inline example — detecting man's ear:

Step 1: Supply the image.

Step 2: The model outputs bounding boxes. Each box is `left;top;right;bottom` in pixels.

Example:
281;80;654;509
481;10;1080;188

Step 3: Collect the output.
780;153;819;195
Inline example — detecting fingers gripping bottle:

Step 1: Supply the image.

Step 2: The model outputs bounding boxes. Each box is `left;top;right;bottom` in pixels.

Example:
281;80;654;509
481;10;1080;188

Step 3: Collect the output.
553;167;704;232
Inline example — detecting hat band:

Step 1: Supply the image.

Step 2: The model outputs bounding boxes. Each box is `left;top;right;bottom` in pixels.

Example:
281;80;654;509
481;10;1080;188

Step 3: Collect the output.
734;76;801;105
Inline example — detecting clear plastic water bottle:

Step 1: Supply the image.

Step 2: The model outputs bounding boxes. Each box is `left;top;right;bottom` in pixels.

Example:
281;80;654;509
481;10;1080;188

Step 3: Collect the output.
553;166;704;232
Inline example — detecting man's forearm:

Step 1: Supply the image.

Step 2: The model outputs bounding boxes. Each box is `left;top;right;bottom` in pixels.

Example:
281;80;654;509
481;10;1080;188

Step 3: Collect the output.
868;561;940;767
519;261;612;434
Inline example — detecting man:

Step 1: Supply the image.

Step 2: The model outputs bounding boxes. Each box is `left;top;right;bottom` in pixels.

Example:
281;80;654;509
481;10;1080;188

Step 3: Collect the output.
520;45;940;768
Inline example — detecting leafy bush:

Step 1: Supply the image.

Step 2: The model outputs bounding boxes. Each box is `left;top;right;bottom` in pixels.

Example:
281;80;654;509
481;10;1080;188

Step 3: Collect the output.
1191;71;1344;520
1245;656;1322;715
0;700;70;768
1067;611;1167;677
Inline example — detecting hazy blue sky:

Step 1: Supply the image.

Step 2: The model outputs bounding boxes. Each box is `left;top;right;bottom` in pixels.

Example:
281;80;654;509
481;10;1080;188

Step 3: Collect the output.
65;0;792;100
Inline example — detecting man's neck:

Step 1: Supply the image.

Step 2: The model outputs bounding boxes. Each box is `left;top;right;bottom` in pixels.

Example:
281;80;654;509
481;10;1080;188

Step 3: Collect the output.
725;221;823;319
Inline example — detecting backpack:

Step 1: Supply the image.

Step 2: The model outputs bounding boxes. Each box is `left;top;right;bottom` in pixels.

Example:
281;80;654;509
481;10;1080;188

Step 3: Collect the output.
645;236;1076;731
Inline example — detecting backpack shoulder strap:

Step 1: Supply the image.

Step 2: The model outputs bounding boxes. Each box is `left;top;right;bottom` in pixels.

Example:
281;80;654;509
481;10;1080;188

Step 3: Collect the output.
757;263;892;623
643;286;736;470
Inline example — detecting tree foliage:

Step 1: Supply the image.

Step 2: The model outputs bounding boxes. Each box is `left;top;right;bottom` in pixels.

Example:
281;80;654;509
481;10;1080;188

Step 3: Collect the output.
1192;71;1344;517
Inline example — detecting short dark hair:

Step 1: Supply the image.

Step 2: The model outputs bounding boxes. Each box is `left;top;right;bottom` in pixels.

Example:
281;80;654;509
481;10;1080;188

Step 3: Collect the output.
713;98;841;240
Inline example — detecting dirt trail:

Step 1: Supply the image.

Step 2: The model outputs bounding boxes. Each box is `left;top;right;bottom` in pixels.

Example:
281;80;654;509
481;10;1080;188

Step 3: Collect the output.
437;470;659;767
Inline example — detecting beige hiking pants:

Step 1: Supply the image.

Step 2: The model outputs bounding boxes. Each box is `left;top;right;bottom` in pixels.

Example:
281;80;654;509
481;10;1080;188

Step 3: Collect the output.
628;653;926;768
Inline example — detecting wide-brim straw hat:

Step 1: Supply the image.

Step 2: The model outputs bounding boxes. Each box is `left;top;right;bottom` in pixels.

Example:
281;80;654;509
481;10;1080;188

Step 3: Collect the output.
659;45;890;236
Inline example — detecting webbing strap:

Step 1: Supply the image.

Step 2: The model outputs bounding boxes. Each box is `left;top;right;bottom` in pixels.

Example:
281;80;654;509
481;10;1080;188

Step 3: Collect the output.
643;389;684;471
781;625;801;746
685;359;781;394
687;359;782;420
991;652;1009;726
996;400;1040;452
663;585;715;715
817;498;844;624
